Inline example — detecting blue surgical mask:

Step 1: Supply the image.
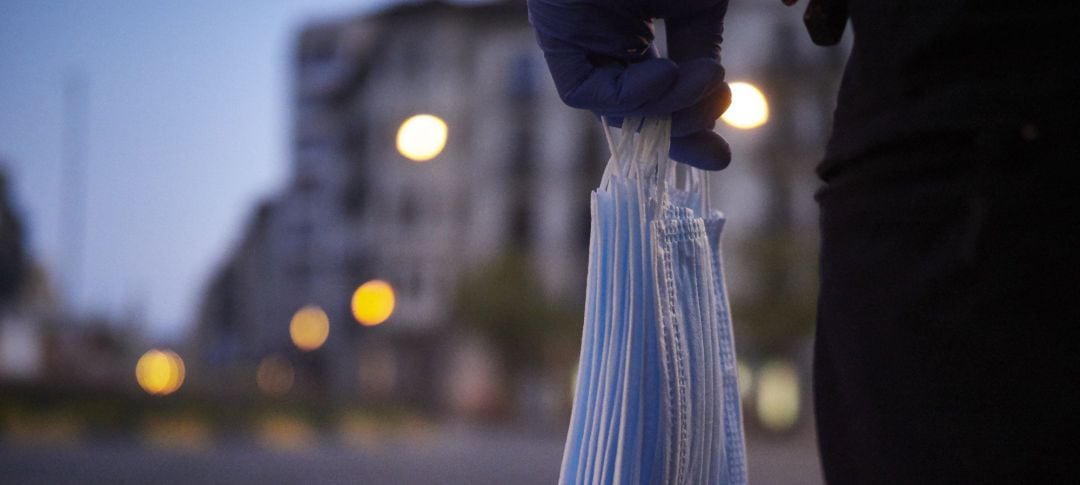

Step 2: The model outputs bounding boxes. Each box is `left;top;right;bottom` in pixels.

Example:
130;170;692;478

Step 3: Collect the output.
559;118;746;485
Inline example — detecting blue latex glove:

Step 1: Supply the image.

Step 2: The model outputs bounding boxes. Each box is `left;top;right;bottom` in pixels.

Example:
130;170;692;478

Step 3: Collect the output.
528;0;732;170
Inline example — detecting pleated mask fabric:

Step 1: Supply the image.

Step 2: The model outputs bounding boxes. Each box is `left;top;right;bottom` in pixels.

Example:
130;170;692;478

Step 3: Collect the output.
559;118;747;485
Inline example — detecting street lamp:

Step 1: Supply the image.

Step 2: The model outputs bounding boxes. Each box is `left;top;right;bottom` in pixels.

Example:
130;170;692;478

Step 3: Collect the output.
722;81;769;130
396;114;448;162
135;349;185;396
351;279;396;326
289;305;330;352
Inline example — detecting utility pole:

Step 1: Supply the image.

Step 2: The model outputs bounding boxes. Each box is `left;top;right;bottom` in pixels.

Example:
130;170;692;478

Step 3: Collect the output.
60;71;88;319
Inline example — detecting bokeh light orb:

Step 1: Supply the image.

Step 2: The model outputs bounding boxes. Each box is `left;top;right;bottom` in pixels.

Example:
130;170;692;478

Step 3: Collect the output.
136;349;185;396
721;82;769;130
290;305;330;351
737;359;753;402
351;280;396;326
396;114;448;162
754;360;801;432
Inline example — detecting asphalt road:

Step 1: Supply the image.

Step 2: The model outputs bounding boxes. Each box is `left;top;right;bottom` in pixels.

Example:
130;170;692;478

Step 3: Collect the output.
1;426;822;484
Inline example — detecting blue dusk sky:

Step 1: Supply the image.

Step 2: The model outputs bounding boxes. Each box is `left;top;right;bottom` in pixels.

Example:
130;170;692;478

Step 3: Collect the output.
0;0;403;340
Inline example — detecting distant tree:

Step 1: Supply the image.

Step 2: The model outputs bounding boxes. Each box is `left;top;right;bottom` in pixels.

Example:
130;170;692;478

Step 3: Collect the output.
0;169;29;305
452;251;583;377
731;229;818;358
726;21;838;360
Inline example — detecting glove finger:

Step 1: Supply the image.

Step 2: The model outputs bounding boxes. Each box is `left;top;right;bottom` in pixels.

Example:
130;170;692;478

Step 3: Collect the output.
537;40;674;113
672;81;731;137
538;31;725;118
670;130;731;171
625;58;725;118
664;1;729;132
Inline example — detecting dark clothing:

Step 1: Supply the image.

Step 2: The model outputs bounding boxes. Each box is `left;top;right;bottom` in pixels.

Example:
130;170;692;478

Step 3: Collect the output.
823;2;1079;166
814;2;1080;483
815;130;1080;483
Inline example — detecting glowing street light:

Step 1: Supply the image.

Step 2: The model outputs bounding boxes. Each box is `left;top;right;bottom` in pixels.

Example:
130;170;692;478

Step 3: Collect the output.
351;280;395;326
396;114;448;162
290;305;330;351
722;81;769;130
136;349;185;396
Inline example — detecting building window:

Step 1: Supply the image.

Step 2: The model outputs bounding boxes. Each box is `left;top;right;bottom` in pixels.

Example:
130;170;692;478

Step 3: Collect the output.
507;54;537;99
508;54;538;178
299;37;336;66
400;191;418;226
401;33;425;80
510;126;534;178
294;173;319;193
510;200;531;250
411;269;424;301
342;180;366;216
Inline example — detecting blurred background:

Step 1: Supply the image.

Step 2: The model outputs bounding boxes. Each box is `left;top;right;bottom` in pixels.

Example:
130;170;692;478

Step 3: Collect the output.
0;0;848;483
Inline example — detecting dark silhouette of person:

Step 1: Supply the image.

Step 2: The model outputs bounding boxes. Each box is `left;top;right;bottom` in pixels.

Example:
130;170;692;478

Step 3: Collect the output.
792;1;1080;483
530;0;1080;482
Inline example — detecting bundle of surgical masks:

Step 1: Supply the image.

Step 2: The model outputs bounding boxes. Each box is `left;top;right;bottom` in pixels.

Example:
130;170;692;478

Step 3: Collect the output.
559;118;747;485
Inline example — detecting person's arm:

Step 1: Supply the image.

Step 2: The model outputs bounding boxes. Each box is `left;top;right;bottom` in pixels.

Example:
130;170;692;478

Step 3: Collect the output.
783;0;848;46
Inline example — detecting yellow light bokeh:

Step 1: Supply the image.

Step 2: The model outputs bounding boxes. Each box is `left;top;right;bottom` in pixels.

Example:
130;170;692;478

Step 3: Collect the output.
721;81;769;130
289;305;330;351
396;114;448;162
737;359;753;402
256;355;295;396
351;280;395;326
136;349;185;396
754;360;801;432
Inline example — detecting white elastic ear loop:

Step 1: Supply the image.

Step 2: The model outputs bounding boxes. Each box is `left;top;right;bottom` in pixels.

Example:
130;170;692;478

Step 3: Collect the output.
600;118;619;190
636;118;660;180
637;119;659;178
638;118;668;179
701;170;713;216
655;117;672;171
621;118;643;179
647;118;675;211
599;117;640;188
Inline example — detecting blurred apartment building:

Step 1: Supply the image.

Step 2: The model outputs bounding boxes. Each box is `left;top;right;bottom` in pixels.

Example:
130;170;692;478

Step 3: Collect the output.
194;1;604;408
193;0;846;418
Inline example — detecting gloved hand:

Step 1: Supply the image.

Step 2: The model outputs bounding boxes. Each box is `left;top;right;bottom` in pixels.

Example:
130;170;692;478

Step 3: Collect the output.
528;0;732;170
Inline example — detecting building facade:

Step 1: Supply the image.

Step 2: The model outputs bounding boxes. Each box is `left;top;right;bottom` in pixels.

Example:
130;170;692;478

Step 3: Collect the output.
194;0;847;421
195;1;604;408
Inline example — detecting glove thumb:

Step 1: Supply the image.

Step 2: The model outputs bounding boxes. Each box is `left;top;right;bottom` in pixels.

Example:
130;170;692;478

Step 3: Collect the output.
670;130;731;171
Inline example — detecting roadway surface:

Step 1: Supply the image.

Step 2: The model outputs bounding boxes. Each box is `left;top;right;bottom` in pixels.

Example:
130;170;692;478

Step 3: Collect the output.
1;425;823;484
